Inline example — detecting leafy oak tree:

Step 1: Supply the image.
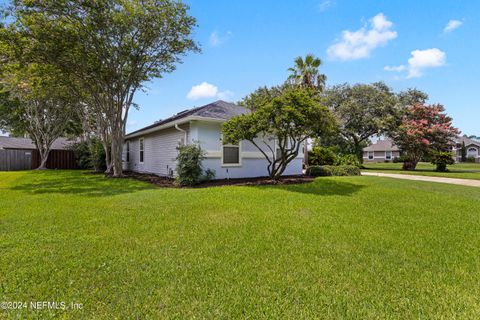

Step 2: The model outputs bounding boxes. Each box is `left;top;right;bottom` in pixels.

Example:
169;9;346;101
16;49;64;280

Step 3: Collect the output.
0;65;78;169
0;20;80;169
389;103;459;170
322;82;398;162
5;0;199;176
223;86;336;180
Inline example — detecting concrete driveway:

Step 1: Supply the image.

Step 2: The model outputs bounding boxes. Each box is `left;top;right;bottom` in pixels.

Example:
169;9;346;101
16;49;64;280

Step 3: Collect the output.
362;172;480;187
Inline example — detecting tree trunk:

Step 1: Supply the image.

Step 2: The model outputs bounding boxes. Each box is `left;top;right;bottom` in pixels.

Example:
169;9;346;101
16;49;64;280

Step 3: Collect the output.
402;160;418;170
354;142;363;164
110;125;123;177
303;139;308;168
103;141;112;174
36;148;50;170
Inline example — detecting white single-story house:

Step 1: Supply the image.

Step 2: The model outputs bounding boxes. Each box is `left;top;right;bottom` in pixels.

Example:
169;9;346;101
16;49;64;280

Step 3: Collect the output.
362;139;400;162
452;136;480;162
123;100;304;179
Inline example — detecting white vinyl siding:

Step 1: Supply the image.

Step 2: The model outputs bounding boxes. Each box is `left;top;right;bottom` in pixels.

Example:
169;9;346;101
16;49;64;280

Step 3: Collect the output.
124;125;188;176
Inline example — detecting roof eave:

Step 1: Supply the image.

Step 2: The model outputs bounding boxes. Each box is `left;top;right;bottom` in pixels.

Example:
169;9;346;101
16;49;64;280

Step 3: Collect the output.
124;116;228;139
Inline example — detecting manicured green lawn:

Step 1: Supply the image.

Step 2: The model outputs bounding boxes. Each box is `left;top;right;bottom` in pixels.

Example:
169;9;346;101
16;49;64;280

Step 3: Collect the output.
1;170;480;319
364;161;480;180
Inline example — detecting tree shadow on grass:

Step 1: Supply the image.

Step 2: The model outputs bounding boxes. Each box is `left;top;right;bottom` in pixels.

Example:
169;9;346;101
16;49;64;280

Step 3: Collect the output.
10;170;155;197
255;178;366;196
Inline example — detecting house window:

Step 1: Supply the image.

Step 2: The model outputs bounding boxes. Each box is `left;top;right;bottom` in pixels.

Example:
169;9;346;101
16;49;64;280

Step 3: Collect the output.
126;141;130;162
139;138;144;163
222;144;240;165
385;151;392;160
467;147;478;158
368;151;374;160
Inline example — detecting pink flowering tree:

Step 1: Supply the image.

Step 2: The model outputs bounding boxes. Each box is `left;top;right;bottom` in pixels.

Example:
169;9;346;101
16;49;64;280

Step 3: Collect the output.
390;103;459;170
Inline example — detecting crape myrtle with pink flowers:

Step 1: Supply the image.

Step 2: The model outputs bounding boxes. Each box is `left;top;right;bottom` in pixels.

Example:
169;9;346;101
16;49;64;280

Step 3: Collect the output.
389;103;459;170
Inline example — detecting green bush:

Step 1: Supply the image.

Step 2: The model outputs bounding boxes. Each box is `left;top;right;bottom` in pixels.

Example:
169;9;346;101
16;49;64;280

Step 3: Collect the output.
431;151;454;172
306;165;360;177
334;154;360;167
71;137;106;171
467;156;476;163
176;144;208;186
308;146;337;166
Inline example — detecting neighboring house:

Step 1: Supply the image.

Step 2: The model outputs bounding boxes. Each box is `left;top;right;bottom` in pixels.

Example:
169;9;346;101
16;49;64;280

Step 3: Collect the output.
0;137;76;171
363;136;480;163
362;139;400;162
123;100;304;179
452;136;480;162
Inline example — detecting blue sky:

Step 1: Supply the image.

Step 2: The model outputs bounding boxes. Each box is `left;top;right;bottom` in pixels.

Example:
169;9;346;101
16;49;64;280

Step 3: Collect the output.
0;0;478;136
129;0;479;136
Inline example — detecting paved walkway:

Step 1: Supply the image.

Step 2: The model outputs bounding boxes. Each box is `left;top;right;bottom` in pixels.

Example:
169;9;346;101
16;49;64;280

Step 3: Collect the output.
362;171;480;187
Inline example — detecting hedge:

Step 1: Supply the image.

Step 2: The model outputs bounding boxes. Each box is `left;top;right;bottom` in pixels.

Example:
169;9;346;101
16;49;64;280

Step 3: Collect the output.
306;165;361;177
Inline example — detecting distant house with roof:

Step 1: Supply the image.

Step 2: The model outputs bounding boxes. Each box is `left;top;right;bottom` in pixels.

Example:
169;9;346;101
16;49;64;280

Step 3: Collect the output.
452;136;480;162
123;100;303;179
362;139;400;162
363;136;480;163
0;136;76;171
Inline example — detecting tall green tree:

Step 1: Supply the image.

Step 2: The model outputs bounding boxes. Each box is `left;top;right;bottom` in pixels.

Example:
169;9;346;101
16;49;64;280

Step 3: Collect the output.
223;86;336;179
322;82;397;162
5;0;199;176
0;64;78;169
0;20;81;169
287;54;327;92
287;54;327;165
461;141;467;162
397;88;429;107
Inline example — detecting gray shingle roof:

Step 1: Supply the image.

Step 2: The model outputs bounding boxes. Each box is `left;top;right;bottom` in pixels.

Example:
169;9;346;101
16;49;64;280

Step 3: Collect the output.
126;100;249;137
363;139;399;152
455;136;480;147
0;136;73;150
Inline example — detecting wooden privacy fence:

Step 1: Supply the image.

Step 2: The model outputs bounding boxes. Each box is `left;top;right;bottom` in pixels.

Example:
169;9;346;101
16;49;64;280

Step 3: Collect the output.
0;149;77;171
0;149;33;171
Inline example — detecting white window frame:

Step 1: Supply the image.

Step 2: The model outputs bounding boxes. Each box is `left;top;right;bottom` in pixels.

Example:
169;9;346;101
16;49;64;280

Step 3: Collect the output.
368;151;374;160
222;142;241;167
139;138;145;163
385;151;392;160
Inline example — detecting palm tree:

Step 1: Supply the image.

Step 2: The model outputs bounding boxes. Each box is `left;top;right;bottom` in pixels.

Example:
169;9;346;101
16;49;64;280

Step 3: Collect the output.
287;54;327;92
287;54;327;168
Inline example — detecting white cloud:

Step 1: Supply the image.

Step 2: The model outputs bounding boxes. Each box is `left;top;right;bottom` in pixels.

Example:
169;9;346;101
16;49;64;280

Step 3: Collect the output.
384;65;406;72
327;13;397;60
444;19;462;33
384;48;446;78
186;82;234;101
407;48;446;78
318;0;334;12
209;30;232;47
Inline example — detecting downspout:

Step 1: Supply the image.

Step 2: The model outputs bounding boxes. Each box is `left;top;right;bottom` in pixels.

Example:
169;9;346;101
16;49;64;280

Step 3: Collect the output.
174;124;187;145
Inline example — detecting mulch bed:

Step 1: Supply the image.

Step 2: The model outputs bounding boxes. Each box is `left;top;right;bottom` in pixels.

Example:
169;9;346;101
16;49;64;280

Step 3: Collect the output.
119;171;314;188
